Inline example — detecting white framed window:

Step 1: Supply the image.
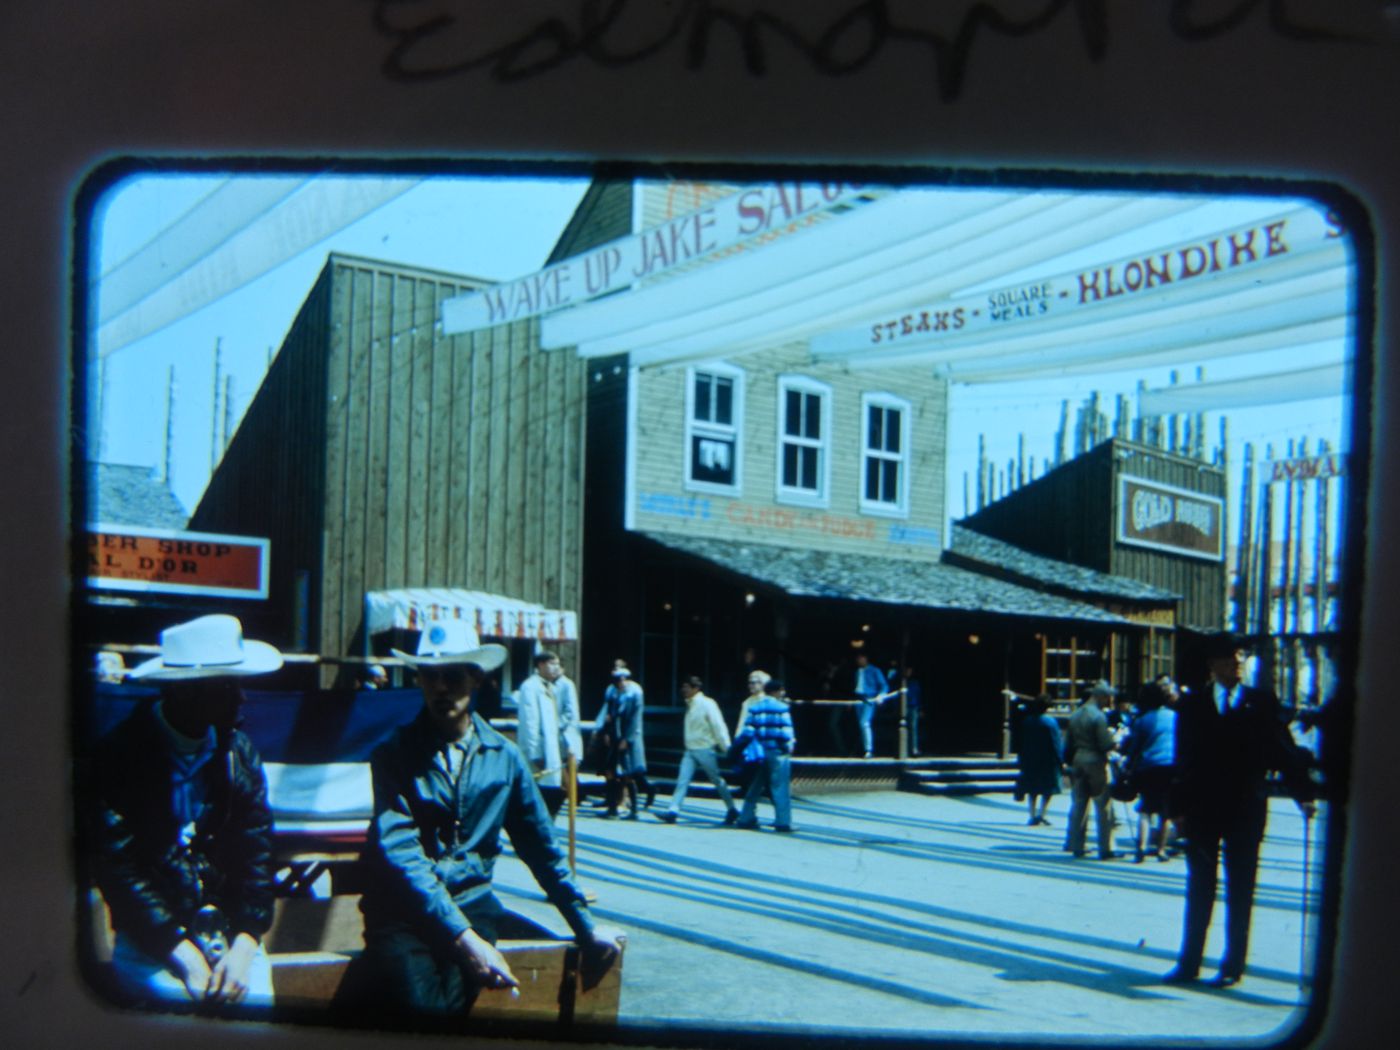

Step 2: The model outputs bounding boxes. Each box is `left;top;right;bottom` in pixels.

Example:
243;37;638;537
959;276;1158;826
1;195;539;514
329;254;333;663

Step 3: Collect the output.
860;393;911;516
776;376;831;506
684;365;744;493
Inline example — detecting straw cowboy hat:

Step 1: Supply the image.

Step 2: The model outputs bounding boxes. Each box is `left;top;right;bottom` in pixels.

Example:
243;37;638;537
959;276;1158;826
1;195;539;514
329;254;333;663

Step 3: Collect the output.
391;618;506;673
128;614;283;681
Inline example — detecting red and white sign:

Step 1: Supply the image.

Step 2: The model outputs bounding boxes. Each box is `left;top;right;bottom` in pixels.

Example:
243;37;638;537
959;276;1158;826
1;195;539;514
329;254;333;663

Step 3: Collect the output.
87;525;270;599
1265;452;1346;483
442;180;867;332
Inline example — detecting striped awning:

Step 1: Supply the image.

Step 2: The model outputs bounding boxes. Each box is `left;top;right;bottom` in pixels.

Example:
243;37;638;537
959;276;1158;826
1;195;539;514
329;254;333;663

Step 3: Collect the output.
365;588;579;642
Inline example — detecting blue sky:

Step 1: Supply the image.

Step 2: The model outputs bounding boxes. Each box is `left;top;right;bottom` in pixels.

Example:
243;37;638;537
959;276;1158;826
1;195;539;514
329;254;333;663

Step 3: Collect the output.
91;173;590;511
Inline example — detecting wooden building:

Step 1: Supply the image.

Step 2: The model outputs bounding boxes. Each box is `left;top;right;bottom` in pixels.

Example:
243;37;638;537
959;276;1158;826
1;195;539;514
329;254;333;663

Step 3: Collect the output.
190;254;588;684
558;178;1183;753
959;436;1227;686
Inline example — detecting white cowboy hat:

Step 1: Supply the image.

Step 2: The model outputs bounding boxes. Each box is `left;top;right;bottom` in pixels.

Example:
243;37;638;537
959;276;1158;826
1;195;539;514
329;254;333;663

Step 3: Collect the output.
392;618;506;672
128;614;283;681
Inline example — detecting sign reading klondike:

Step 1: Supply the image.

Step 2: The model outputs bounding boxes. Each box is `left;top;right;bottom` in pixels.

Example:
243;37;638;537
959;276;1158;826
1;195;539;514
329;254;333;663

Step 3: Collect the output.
811;204;1346;359
88;525;270;599
1116;476;1224;562
442;181;866;333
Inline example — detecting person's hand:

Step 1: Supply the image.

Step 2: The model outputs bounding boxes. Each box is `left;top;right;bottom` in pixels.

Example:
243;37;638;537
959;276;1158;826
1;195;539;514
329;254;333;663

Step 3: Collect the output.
207;932;259;1003
168;938;213;1001
453;928;519;992
580;925;627;990
1298;799;1317;820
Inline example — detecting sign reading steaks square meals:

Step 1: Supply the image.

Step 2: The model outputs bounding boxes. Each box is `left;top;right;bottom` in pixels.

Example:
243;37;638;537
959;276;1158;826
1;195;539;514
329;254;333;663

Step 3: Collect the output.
1116;475;1224;562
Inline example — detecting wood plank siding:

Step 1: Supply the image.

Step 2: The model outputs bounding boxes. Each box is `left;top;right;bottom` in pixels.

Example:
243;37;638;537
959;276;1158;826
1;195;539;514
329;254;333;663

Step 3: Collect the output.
189;269;333;649
1107;442;1228;631
191;254;589;680
962;438;1225;629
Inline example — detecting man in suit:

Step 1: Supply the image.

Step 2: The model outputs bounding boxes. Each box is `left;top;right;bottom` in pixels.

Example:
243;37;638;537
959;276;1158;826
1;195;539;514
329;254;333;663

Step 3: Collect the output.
1163;633;1316;988
1064;681;1118;859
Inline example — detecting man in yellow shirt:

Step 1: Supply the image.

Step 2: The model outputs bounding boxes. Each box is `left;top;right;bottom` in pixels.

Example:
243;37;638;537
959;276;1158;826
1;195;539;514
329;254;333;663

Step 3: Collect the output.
657;676;740;826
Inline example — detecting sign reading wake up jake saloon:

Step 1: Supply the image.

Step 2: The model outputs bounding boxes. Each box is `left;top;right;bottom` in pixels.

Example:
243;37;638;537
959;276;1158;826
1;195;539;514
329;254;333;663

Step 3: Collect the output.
442;180;867;333
1116;476;1224;562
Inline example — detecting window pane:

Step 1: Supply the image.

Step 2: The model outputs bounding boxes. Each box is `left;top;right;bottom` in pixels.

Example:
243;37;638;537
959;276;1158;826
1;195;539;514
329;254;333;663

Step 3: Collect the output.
695;374;711;422
801;446;818;490
882;459;899;502
865;457;879;501
805;393;822;439
715;377;733;425
691;435;735;485
783;444;799;487
785;389;801;436
886;409;901;453
868;405;883;449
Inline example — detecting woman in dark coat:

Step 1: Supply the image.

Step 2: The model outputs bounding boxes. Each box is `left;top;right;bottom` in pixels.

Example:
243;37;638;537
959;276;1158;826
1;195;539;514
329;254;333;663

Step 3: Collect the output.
595;661;653;819
1015;694;1065;826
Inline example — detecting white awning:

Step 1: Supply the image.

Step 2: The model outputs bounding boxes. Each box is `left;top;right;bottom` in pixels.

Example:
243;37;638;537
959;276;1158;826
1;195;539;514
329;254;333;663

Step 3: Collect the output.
1138;362;1349;414
521;187;1351;390
365;588;579;642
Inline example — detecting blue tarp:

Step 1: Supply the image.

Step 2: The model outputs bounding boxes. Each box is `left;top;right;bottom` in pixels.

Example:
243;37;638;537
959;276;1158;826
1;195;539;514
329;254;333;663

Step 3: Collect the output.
90;683;423;763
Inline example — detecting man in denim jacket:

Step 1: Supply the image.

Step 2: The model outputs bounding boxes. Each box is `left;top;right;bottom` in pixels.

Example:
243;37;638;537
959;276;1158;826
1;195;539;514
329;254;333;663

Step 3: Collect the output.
343;619;624;1019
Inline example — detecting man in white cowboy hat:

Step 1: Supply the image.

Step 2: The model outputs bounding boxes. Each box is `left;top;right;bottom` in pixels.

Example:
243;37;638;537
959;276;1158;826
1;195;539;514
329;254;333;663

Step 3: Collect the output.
339;618;624;1020
89;613;283;1009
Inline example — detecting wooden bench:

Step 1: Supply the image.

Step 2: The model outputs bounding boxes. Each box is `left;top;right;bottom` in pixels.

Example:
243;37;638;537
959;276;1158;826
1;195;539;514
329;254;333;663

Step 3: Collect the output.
89;891;624;1024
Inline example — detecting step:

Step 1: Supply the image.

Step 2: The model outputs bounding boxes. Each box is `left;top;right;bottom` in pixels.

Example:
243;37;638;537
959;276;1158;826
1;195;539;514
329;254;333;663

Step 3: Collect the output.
904;770;1020;784
902;782;1020;797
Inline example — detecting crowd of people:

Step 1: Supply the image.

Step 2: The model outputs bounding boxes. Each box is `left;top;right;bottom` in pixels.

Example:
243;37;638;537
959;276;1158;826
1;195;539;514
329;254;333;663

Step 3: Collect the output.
87;613;1321;1022
1011;637;1318;988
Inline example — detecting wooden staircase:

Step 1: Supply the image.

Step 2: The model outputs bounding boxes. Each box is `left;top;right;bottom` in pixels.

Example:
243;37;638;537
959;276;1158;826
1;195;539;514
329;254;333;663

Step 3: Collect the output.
897;756;1020;796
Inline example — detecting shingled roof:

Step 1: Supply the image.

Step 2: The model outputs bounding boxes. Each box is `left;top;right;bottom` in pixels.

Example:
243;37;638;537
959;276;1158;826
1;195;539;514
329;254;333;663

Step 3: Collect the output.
641;532;1132;624
946;525;1178;603
88;463;188;530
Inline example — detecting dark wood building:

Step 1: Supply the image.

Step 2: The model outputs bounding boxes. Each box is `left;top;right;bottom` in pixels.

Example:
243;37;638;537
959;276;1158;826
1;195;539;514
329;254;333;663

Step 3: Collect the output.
190;254;588;683
960;436;1227;686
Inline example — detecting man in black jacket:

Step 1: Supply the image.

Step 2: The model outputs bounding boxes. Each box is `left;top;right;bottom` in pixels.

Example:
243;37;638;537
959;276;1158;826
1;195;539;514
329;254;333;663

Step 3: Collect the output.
91;614;282;1008
1163;633;1316;988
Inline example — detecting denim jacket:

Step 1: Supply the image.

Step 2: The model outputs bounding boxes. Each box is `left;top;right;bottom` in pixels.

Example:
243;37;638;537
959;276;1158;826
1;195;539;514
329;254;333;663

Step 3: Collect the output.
360;710;593;946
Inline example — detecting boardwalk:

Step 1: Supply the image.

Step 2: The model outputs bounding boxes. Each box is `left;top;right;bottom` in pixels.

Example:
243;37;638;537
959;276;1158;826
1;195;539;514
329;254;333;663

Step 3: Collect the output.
496;790;1324;1044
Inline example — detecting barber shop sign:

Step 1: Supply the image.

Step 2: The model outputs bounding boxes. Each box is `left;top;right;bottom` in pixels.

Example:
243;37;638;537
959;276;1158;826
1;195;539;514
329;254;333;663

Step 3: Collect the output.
1116;476;1223;561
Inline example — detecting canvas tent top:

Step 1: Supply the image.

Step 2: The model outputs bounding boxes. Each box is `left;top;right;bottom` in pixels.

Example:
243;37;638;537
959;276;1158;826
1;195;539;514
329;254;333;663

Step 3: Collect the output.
365;588;579;643
506;185;1353;411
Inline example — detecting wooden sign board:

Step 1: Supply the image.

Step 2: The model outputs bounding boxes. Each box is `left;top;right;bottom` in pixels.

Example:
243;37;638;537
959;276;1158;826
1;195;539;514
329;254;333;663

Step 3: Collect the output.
1116;475;1224;562
87;524;270;599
